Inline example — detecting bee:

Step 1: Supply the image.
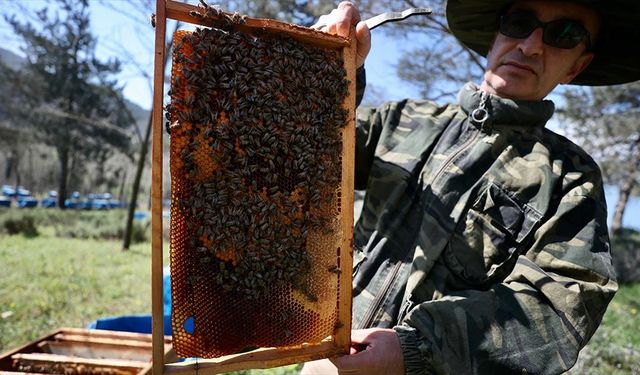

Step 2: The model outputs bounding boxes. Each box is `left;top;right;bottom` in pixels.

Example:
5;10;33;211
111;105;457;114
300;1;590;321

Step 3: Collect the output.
189;10;204;19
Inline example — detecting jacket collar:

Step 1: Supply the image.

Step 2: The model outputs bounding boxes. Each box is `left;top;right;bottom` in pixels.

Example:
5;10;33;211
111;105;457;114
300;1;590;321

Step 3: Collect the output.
458;83;555;128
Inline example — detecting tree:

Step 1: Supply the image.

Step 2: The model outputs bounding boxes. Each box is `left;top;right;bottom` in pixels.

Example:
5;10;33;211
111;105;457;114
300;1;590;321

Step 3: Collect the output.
0;0;135;208
357;0;485;103
558;82;640;235
0;124;29;187
109;0;336;250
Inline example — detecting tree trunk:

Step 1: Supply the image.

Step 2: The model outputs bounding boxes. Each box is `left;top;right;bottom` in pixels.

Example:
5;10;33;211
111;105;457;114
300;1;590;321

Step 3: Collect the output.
122;22;180;251
122;114;152;251
611;175;635;236
118;169;127;203
5;153;15;180
95;151;109;191
57;146;69;209
612;139;640;236
11;150;22;189
15;163;21;190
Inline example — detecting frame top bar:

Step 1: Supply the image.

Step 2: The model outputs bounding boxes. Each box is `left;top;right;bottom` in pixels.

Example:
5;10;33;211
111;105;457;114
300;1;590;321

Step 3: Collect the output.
165;0;350;49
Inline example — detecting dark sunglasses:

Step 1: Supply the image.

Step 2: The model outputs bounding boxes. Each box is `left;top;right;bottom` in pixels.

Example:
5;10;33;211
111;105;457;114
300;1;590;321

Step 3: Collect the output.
499;11;591;50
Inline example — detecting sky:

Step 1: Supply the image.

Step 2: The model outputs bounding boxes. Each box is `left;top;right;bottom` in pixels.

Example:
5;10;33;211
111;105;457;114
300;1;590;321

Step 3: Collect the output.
1;0;637;229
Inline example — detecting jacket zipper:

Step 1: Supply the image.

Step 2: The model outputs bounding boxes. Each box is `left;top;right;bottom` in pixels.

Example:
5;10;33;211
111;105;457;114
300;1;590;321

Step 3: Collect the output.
359;260;402;328
359;99;489;328
398;294;414;322
428;92;489;186
385;110;483;325
426;125;482;187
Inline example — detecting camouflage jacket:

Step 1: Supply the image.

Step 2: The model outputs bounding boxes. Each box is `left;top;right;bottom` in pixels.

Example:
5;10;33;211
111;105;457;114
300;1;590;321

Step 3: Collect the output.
352;70;618;375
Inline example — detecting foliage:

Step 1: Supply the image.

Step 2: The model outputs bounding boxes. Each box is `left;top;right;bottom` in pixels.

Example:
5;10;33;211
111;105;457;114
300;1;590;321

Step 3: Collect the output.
0;0;136;207
612;228;640;249
0;208;149;243
0;208;38;236
53;210;149;243
610;228;640;284
569;229;640;372
558;82;640;233
568;282;640;374
559;83;640;187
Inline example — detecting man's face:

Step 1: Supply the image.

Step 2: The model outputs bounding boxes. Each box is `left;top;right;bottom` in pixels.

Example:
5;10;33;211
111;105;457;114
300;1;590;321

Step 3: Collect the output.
480;0;600;101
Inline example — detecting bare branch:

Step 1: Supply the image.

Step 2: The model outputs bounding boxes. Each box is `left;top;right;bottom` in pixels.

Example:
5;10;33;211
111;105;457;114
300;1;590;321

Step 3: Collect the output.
35;105;135;139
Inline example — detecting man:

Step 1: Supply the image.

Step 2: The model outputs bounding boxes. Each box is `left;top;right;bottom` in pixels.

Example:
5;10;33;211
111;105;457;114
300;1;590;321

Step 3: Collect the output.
304;0;640;374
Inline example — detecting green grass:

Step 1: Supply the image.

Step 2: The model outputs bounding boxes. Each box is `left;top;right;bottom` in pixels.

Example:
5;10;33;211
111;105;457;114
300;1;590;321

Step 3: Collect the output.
0;207;149;242
1;230;637;374
569;283;640;374
601;282;640;347
0;234;155;351
0;232;299;374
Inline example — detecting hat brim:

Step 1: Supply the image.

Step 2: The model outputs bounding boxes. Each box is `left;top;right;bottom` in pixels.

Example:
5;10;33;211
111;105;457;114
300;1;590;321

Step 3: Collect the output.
446;0;640;86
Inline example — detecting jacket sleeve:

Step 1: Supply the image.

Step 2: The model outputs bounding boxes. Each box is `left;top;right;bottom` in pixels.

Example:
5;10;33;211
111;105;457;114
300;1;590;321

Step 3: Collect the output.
353;66;401;190
394;177;618;374
354;65;384;190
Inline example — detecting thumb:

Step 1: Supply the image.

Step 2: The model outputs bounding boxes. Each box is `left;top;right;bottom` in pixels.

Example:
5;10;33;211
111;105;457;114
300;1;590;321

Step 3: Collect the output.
354;21;371;68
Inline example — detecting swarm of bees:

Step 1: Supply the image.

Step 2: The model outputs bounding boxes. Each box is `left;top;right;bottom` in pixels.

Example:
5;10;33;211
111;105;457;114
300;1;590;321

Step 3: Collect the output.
167;5;349;355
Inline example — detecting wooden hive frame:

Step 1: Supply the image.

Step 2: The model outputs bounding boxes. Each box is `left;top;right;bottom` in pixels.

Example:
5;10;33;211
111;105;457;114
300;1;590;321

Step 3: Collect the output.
150;0;356;374
0;328;173;375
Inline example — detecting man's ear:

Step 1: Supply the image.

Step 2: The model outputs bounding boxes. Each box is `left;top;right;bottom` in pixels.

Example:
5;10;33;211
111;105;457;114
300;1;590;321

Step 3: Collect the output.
563;52;594;84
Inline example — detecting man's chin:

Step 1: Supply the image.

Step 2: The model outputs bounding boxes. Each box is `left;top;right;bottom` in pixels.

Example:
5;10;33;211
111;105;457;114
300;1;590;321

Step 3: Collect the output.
482;77;537;101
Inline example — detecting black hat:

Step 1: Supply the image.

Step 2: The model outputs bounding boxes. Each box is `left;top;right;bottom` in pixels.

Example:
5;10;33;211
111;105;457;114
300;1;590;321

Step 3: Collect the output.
446;0;640;85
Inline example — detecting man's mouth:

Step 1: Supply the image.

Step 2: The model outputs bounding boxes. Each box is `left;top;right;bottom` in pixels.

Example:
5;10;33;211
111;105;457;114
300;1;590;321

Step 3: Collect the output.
502;61;537;75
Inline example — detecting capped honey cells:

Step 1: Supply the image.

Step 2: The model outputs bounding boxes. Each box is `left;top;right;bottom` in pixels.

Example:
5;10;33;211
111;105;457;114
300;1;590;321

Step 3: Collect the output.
167;13;350;358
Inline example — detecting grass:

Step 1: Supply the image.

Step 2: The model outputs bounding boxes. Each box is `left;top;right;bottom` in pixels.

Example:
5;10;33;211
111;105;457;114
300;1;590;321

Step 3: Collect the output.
569;282;640;374
0;207;149;242
1;224;638;374
0;234;155;351
0;230;299;374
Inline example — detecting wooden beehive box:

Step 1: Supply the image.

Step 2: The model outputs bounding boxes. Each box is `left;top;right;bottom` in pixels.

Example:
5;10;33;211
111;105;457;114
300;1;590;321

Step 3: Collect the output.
150;0;356;374
0;328;173;375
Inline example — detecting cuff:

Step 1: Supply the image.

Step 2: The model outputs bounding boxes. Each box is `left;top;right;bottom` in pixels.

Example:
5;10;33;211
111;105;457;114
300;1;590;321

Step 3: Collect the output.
394;325;434;375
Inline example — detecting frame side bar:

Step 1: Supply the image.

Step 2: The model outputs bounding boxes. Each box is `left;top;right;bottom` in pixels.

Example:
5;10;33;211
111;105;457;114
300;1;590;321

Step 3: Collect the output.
151;0;168;374
335;29;356;351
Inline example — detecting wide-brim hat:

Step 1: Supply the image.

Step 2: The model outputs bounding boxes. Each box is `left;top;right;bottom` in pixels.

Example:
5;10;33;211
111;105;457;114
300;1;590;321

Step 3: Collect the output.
446;0;640;86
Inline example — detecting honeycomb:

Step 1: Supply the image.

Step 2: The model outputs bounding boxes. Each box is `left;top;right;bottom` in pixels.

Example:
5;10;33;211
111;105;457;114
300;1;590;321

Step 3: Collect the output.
167;18;349;359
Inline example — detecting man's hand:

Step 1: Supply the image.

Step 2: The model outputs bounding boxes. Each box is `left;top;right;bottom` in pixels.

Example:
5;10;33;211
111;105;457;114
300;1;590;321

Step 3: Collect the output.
311;1;371;68
301;328;405;375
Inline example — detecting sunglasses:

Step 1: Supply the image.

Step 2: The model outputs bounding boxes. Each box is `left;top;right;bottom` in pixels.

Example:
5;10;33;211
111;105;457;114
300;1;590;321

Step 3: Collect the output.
499;11;591;50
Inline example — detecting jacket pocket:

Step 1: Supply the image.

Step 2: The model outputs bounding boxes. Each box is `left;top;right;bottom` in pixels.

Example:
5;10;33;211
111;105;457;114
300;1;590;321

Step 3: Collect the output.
444;181;542;285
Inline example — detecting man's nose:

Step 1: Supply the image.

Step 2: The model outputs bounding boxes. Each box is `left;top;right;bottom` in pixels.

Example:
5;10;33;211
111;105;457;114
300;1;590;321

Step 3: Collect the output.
518;27;544;56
